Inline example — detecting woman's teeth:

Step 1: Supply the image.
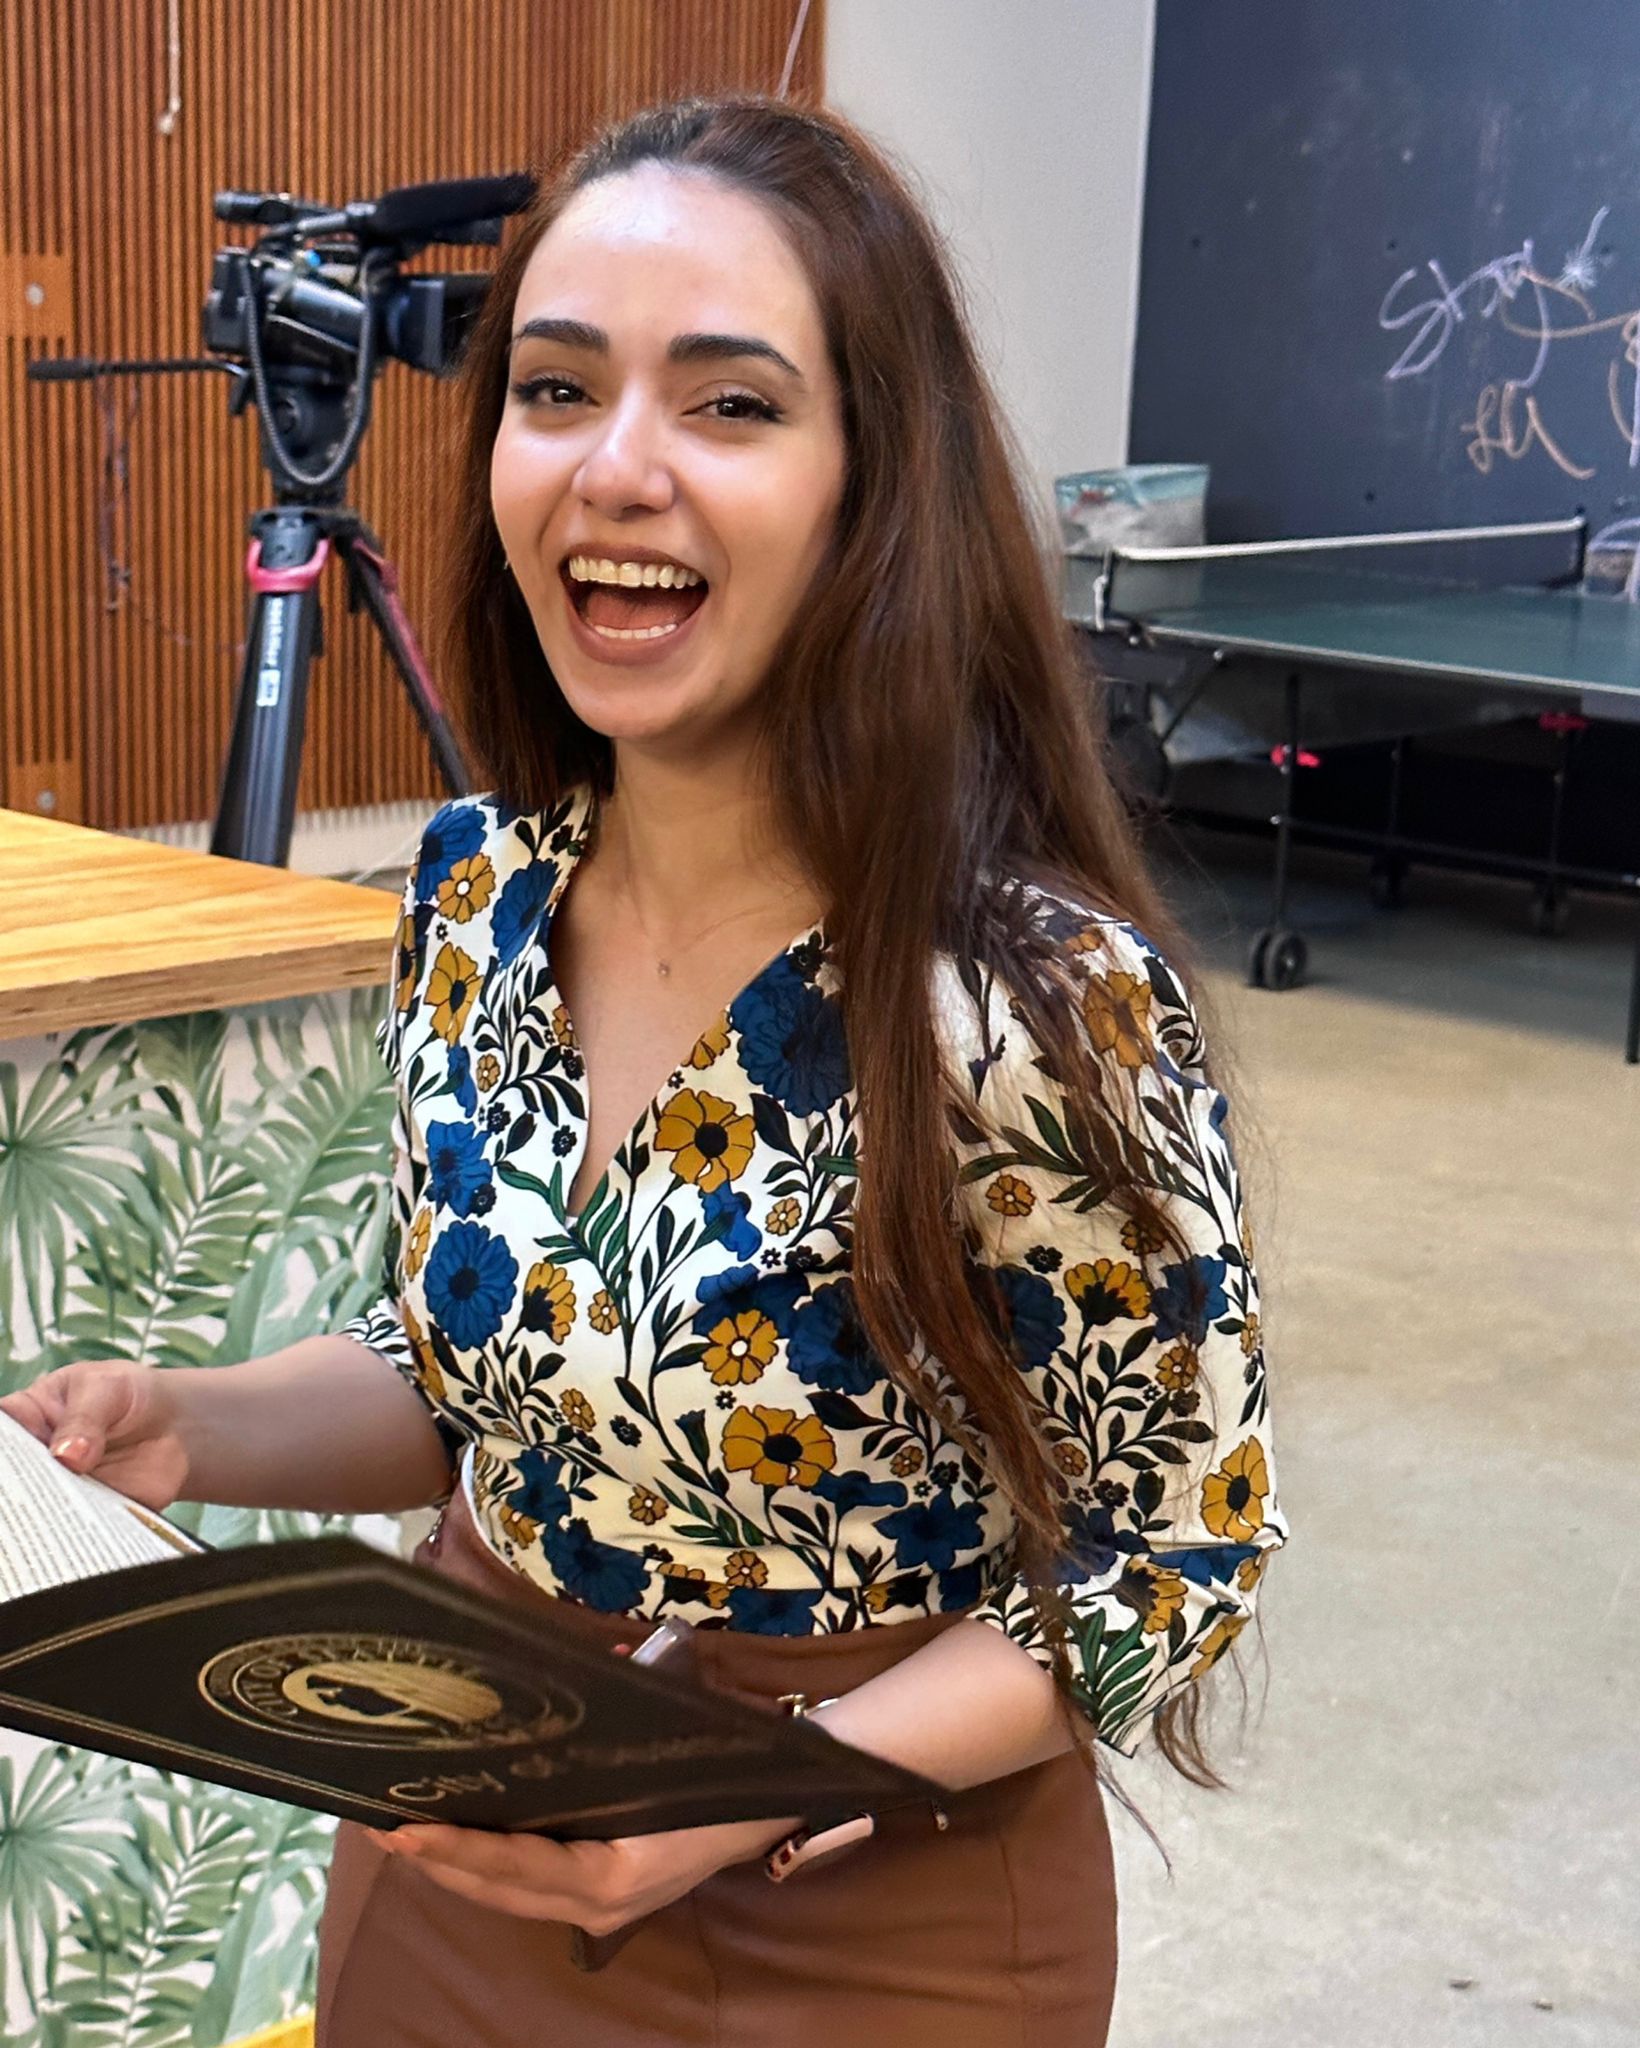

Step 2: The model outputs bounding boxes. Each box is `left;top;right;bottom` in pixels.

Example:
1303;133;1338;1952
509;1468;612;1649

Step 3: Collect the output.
566;555;704;589
587;618;681;641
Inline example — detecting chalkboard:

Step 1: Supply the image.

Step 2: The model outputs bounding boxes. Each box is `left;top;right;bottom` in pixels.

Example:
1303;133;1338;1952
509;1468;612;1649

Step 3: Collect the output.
1129;0;1640;580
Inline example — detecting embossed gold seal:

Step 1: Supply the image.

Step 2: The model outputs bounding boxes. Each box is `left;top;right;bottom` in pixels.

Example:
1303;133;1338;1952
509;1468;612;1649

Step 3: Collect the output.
199;1634;583;1749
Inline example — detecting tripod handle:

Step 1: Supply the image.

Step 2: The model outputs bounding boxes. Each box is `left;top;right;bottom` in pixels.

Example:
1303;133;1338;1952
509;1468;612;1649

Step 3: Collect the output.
27;355;233;383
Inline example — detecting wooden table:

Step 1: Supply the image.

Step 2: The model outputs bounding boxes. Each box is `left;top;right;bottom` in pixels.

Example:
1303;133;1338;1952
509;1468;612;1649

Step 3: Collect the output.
0;809;398;1035
0;808;407;2048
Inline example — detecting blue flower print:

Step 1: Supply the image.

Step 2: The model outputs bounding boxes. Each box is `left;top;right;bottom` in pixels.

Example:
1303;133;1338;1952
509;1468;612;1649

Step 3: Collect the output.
423;1221;518;1350
416;803;486;897
543;1518;648;1611
788;1279;884;1395
446;1044;477;1115
506;1448;576;1530
815;1469;908;1514
992;1265;1066;1371
874;1489;985;1572
1153;1543;1258;1589
726;1585;822;1635
1150;1255;1229;1348
701;1185;761;1260
1052;1502;1144;1584
729;954;851;1114
938;1560;984;1608
425;1120;492;1218
491;858;559;967
690;1263;808;1341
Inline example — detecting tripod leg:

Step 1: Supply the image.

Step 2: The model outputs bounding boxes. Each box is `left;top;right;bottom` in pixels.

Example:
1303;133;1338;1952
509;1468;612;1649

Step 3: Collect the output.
210;510;329;866
342;534;472;796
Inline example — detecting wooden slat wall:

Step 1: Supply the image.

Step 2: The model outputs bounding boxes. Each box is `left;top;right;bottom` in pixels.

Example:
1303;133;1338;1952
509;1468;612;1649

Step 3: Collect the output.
0;0;823;830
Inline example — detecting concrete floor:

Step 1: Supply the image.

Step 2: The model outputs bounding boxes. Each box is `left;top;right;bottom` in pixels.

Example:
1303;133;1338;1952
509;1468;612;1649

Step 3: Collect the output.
1106;828;1640;2048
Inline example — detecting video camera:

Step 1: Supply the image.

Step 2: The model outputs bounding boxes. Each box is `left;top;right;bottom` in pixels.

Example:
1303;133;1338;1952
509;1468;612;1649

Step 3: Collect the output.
204;173;534;383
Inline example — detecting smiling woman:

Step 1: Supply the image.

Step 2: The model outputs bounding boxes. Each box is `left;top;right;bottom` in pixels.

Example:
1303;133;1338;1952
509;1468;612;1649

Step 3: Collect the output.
484;160;846;732
309;90;1286;2047
0;88;1284;2048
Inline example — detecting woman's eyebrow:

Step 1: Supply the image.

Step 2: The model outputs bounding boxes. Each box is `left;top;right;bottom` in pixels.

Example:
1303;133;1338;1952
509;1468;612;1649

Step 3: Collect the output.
509;316;805;383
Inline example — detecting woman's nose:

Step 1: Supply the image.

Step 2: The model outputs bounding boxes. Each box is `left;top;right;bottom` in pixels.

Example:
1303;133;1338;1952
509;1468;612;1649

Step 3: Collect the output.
574;401;675;516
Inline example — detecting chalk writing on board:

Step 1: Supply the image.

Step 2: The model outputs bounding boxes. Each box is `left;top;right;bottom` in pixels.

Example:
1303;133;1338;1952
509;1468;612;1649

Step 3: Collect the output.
1378;207;1640;483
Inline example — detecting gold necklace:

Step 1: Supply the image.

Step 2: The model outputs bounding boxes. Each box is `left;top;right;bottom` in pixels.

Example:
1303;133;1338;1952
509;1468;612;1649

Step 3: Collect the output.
626;880;815;978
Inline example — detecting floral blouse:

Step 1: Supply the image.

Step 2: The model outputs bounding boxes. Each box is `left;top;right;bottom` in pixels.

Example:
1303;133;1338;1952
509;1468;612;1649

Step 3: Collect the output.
343;784;1287;1757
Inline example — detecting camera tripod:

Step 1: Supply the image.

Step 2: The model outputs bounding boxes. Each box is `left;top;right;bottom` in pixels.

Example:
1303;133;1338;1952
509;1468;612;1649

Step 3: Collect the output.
213;496;468;866
29;174;535;864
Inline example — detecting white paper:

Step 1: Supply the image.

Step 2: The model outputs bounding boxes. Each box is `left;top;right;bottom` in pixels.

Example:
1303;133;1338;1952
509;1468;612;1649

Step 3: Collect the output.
0;1411;201;1602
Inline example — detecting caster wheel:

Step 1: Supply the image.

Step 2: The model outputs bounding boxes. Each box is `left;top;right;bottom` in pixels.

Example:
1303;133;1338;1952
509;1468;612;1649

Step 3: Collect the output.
1529;889;1570;938
1247;927;1308;990
1368;858;1408;910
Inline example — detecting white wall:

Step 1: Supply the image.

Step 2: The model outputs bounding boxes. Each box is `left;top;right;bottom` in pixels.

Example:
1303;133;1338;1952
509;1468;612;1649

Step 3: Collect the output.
825;0;1155;513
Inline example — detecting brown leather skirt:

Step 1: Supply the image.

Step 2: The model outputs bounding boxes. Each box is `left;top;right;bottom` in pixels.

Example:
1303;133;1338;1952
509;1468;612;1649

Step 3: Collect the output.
315;1490;1117;2047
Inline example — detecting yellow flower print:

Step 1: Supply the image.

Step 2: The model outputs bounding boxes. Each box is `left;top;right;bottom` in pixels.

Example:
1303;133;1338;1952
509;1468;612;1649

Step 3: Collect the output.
1082;968;1154;1071
475;1051;501;1093
863;1582;892;1614
521;1260;576;1342
666;1564;707;1588
1191;1611;1249;1676
653;1087;756;1192
765;1196;802;1236
1236;1552;1267;1595
1200;1437;1269;1543
890;1443;924;1478
426;941;479;1044
550;1002;576;1050
724;1549;768;1589
1156;1343;1198;1394
1121;1213;1167;1257
706;1581;733;1609
559;1388;596;1433
628;1486;668;1526
1065;1257;1153;1323
435;853;495;924
588;1290;621;1335
1115;1560;1189;1636
393;908;418;1015
721;1405;837;1490
1053;1440;1089;1478
1067;922;1104;955
404;1205;431;1280
1240;1311;1262;1358
985;1172;1036;1219
497;1505;539;1551
705;1310;778;1386
402;1303;445;1405
687;1016;731;1069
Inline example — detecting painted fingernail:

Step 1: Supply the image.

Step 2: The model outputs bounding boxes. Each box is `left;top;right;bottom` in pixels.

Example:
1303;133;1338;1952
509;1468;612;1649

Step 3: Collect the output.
50;1436;91;1462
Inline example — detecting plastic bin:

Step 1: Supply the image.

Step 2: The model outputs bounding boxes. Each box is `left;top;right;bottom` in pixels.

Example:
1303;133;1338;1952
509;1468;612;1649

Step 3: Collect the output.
1054;463;1208;557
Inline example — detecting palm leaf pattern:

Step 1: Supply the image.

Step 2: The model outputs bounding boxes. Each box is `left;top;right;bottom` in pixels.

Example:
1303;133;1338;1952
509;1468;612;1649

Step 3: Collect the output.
0;990;396;2045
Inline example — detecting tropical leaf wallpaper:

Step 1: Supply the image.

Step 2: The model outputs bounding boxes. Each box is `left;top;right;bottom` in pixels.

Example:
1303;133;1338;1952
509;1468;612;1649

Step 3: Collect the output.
0;991;398;2047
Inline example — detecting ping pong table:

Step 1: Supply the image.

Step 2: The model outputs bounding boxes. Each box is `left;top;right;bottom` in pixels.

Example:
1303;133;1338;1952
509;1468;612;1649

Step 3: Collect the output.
1062;519;1640;1061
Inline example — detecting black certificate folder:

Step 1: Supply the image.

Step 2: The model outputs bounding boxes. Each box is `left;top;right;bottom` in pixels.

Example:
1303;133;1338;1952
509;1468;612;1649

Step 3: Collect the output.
0;1536;932;1836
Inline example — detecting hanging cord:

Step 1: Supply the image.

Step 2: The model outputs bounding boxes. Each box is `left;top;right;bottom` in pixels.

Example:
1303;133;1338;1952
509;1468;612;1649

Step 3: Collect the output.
241;244;392;492
776;0;814;99
156;0;182;136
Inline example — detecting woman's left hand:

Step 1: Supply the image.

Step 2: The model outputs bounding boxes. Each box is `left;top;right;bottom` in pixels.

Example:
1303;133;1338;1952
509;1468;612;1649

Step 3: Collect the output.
364;1812;794;1932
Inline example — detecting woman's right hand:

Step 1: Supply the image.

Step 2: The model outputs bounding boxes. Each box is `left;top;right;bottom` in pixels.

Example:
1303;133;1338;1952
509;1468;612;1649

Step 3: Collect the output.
0;1360;191;1510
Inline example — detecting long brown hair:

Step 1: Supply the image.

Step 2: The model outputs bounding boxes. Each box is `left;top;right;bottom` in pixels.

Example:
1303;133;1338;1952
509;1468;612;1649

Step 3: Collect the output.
441;93;1245;1800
